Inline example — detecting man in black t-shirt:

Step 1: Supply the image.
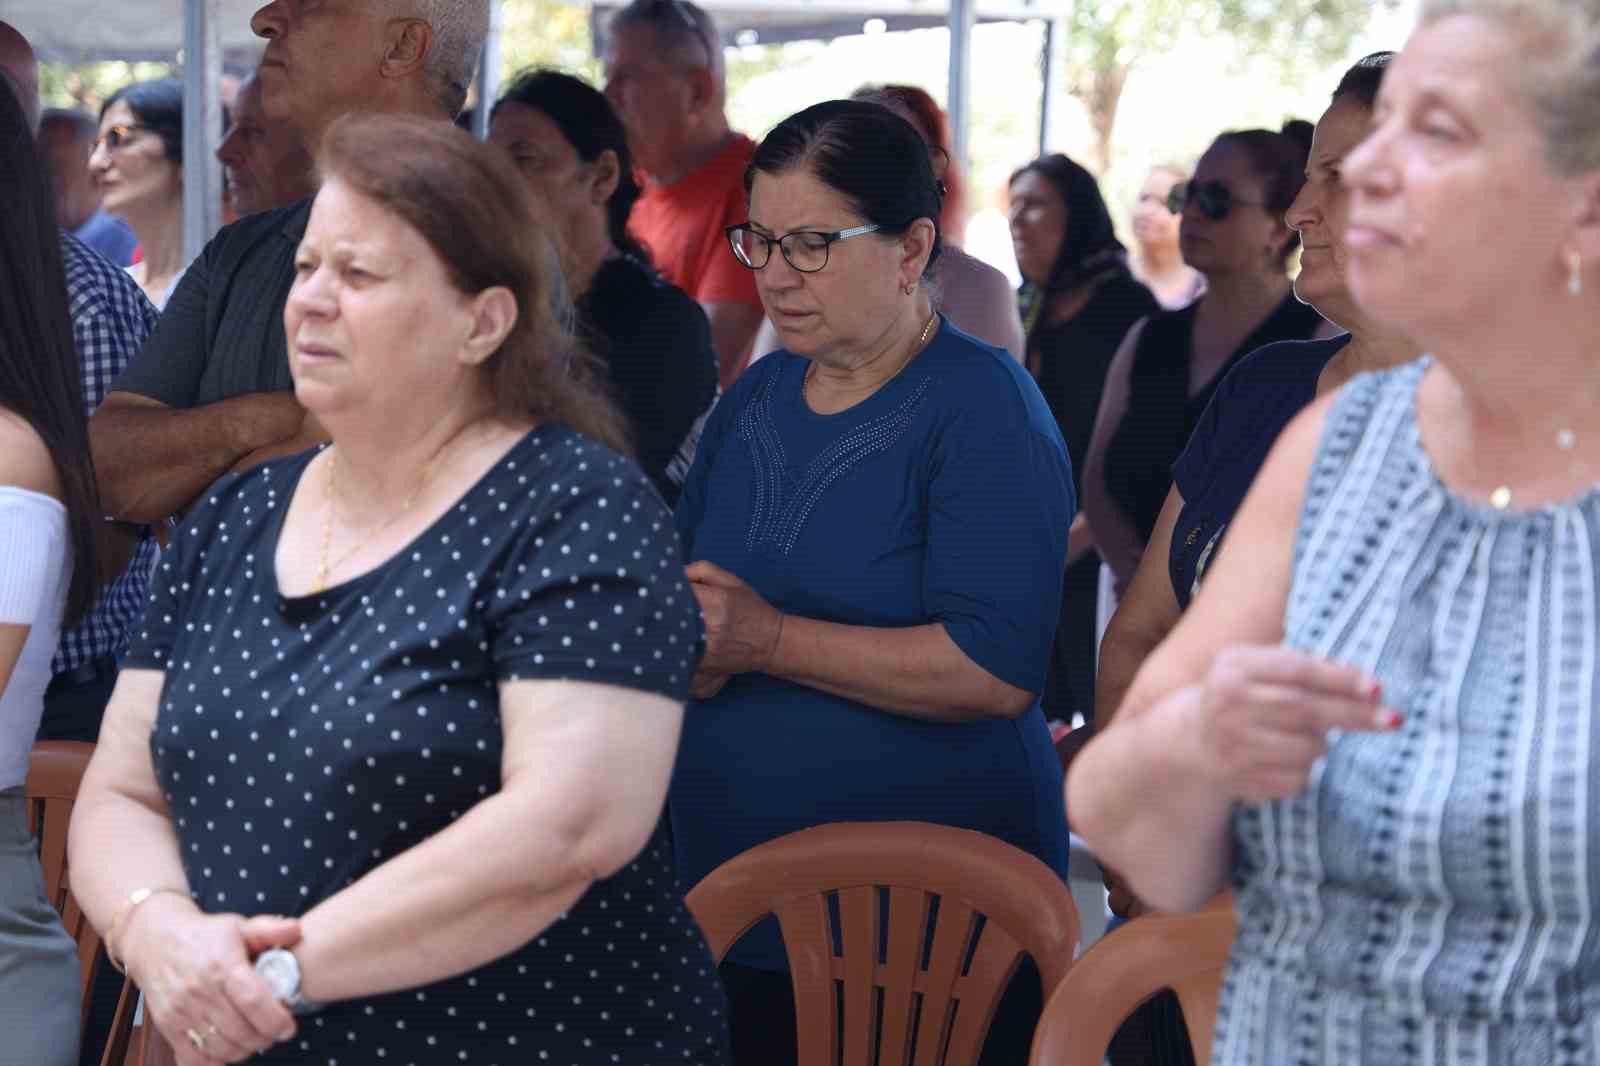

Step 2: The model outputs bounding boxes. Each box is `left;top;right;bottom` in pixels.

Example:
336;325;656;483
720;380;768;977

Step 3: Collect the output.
91;0;491;526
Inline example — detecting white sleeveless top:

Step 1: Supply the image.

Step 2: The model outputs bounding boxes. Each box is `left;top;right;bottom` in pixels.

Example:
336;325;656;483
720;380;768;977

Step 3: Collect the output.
0;488;70;790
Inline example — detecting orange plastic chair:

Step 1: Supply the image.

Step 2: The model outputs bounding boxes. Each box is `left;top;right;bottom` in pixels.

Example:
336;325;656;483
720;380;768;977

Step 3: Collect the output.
1028;894;1237;1066
26;741;142;1066
686;821;1081;1066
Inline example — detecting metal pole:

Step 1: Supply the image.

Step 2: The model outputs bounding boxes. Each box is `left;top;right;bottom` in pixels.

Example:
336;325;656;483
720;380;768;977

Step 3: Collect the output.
183;0;223;261
471;1;505;140
946;0;975;173
1038;17;1061;156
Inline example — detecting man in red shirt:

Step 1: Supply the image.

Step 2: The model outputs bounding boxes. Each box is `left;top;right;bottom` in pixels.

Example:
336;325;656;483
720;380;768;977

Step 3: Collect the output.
604;0;765;388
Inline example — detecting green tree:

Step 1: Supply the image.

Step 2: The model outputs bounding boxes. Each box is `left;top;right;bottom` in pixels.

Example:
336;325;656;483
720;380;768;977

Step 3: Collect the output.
499;0;600;81
1065;0;1397;170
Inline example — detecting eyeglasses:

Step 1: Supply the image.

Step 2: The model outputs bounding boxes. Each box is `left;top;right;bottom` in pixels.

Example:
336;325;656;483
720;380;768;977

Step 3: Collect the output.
726;224;880;273
1166;180;1265;222
92;124;151;153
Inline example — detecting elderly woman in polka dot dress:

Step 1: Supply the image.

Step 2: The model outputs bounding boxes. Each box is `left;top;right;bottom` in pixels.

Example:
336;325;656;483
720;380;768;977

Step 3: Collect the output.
67;114;730;1066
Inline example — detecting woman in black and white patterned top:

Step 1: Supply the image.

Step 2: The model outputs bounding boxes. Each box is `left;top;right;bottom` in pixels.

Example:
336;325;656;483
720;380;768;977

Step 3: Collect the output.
69;114;729;1066
1072;2;1600;1063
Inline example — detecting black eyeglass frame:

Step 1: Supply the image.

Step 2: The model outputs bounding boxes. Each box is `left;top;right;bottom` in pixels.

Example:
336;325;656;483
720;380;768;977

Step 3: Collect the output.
725;223;882;273
1166;179;1267;222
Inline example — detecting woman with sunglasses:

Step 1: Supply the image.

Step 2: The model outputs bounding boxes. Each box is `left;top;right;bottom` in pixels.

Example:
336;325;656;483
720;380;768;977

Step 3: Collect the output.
1074;0;1600;1057
0;73;101;1066
1008;152;1160;727
489;69;718;505
672;99;1074;1066
88;79;187;309
1083;123;1327;591
1086;53;1415;1066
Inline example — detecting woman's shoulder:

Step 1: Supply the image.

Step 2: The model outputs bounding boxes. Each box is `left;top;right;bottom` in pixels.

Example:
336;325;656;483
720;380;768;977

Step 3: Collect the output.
922;324;1058;430
0;413;61;501
1218;334;1352;401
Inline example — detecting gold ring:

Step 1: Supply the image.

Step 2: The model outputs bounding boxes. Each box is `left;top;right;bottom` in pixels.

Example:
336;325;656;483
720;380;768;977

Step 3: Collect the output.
185;1026;208;1050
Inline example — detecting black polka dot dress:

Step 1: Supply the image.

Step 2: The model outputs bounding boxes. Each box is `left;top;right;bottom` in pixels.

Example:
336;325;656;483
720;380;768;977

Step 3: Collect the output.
124;427;731;1066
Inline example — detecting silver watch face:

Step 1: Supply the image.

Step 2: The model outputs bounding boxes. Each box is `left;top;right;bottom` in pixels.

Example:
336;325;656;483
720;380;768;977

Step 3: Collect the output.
256;949;300;1001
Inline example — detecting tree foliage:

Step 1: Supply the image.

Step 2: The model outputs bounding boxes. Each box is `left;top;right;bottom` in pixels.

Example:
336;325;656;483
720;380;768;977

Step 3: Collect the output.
1064;0;1397;168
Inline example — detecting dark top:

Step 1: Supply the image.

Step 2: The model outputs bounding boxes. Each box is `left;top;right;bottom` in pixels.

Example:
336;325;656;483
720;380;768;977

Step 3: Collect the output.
74;208;138;268
1029;273;1160;494
113;201;306;406
1168;335;1351;610
1102;294;1324;542
124;427;730;1065
576;255;719;506
671;319;1075;970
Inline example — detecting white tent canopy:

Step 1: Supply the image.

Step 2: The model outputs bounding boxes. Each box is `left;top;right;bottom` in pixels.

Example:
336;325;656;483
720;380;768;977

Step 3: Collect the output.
9;0;1067;256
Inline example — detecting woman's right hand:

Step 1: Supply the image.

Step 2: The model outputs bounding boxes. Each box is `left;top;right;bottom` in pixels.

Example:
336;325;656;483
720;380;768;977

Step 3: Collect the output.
119;894;302;1064
1185;645;1401;805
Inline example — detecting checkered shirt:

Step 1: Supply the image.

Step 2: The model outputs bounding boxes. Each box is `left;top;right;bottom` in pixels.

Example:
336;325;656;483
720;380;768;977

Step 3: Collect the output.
53;233;162;675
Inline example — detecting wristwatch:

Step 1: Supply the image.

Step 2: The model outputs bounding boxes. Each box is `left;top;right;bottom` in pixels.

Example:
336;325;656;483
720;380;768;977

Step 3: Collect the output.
254;948;323;1015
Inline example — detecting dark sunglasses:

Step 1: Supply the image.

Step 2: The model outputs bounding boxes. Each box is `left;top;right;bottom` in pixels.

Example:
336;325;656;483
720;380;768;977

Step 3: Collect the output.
1166;180;1265;222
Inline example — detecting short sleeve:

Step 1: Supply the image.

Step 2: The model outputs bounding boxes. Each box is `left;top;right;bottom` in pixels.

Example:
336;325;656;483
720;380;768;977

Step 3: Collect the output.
121;479;235;669
0;497;67;624
110;243;214;408
488;462;704;700
923;393;1074;695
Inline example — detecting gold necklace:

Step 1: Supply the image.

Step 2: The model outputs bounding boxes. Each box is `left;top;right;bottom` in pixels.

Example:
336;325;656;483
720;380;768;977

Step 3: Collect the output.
312;433;461;594
805;310;939;400
1488;427;1578;510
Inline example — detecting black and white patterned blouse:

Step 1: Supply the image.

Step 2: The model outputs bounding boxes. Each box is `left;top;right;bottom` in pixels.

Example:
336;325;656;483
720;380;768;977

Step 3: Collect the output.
1219;359;1600;1066
124;426;730;1065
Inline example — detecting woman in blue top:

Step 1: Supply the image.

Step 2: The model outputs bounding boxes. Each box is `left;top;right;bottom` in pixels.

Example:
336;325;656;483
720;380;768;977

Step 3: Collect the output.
672;99;1075;1065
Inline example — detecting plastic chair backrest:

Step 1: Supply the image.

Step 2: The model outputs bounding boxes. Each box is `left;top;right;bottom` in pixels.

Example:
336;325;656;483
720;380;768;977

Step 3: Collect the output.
26;741;142;1066
1028;895;1236;1066
686;821;1081;1066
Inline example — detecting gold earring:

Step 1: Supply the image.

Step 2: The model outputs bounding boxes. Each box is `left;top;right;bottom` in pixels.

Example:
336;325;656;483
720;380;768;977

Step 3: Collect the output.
903;282;916;295
1569;249;1584;297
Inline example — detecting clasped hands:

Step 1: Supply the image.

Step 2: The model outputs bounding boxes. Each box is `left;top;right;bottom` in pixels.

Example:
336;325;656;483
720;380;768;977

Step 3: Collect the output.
685;561;785;699
116;893;302;1065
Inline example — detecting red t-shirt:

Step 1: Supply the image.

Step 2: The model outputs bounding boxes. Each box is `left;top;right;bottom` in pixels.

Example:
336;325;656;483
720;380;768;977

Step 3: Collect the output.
631;134;761;313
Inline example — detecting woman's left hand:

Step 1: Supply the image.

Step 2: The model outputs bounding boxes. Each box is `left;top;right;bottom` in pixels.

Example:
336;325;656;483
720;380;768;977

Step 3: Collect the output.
685;561;785;678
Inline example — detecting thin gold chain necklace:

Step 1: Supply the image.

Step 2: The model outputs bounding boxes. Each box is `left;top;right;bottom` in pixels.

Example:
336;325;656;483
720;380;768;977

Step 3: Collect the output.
805;310;939;401
312;433;462;594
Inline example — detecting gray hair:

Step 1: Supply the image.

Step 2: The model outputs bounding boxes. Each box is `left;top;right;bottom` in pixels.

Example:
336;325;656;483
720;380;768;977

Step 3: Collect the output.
411;0;490;119
1421;0;1600;175
609;0;725;92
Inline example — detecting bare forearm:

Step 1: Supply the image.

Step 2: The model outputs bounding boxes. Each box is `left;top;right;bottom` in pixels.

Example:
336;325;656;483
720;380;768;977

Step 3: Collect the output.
1093;611;1168;731
69;792;191;936
768;616;1030;722
1066;513;1095;567
92;393;305;522
1082;488;1144;587
1068;686;1232;911
292;789;608;1004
